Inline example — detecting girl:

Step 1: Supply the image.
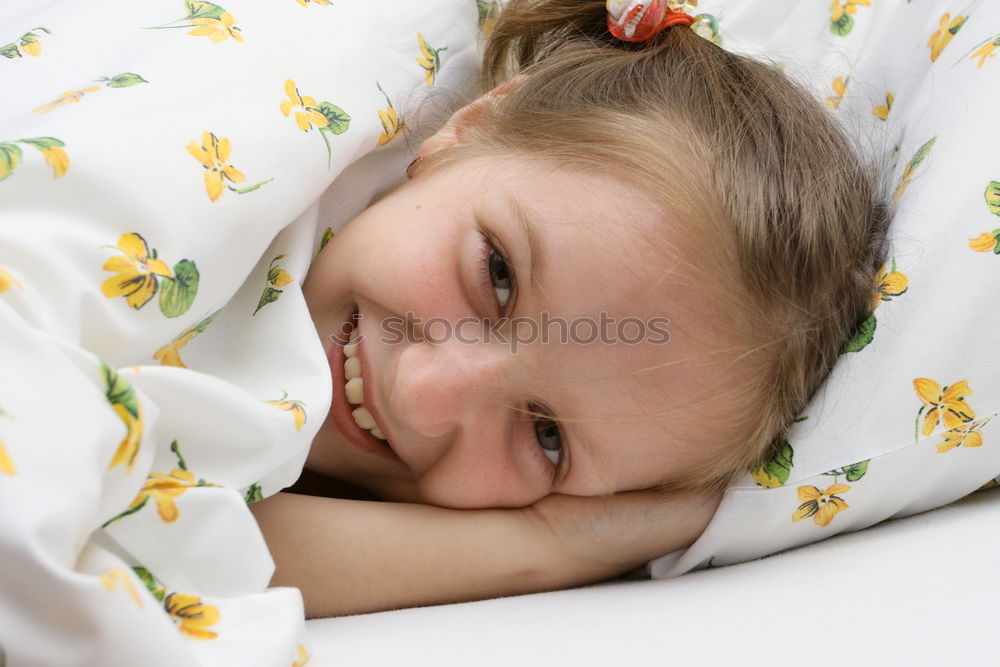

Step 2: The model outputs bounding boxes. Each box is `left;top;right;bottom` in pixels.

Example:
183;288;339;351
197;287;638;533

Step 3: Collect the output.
251;0;889;618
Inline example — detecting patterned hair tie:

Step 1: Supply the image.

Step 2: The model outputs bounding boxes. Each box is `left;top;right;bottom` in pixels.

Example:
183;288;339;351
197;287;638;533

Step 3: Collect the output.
606;1;719;44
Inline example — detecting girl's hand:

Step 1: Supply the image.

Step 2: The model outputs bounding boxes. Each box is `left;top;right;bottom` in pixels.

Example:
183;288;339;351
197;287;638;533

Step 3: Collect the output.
251;488;720;618
526;488;722;586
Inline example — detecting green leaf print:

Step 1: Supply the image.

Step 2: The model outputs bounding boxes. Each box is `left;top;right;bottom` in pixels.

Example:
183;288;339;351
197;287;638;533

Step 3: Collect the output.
317;102;351;135
830;13;854;37
132;566;167;602
318;227;334;254
103;362;140;419
0;43;20;58
0;143;22;181
101;495;149;528
18;136;65;152
842;312;877;353
158;259;200;318
908;137;936;171
103;73;148;88
244;483;263;504
893;137;937;203
985;182;1000;217
752;438;794;487
254;286;282;315
227;177;273;195
764;439;794;485
842;459;870;482
185;0;227;20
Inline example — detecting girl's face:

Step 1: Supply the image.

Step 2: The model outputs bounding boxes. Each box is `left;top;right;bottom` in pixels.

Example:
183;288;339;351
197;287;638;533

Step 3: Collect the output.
303;155;738;509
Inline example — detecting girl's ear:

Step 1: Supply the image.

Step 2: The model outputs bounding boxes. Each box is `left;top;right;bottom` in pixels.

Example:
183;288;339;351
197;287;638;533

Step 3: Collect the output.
412;76;524;161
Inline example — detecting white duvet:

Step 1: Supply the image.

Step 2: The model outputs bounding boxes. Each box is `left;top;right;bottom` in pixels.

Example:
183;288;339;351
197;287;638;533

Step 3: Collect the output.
0;1;480;664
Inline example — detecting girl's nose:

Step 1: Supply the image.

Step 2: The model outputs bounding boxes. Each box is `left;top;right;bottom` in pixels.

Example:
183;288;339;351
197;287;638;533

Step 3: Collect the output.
387;335;509;443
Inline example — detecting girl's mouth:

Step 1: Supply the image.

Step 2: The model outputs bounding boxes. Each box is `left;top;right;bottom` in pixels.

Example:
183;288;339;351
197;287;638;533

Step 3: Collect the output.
326;306;401;462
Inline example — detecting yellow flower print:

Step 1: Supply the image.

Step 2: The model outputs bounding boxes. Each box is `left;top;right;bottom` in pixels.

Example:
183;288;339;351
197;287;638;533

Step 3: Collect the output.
104;441;217;526
825;76;849;110
98;569;144;609
751;467;782;488
292;644;310;667
0;143;19;181
0;440;14;476
186;131;246;202
101;233;174;310
101;363;144;473
267;391;307;431
294;0;331;5
254;255;294;315
102;233;200;317
477;1;501;38
280;80;330;132
937;419;989;454
33;87;101;114
43;145;69;178
109;402;143;472
146;3;242;43
132;469;197;522
893;137;936;204
164;593;220;640
0;408;14;476
792;484;850;527
971;40;998;68
416;33;448;87
0;27;51;59
871;260;908;309
829;0;870;37
830;0;870;23
189;12;243;43
913;378;975;439
0;265;22;293
872;92;894;120
750;438;794;488
153;310;221;368
969;230;1000;253
376;82;404;147
279;81;351;167
927;13;967;62
33;74;148;115
0;137;69;180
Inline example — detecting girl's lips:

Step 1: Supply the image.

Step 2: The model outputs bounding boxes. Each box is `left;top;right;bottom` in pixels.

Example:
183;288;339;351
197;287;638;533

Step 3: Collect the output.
326;307;401;462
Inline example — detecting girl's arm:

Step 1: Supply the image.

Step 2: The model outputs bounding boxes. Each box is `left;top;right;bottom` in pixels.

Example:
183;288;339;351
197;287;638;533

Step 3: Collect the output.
250;489;720;618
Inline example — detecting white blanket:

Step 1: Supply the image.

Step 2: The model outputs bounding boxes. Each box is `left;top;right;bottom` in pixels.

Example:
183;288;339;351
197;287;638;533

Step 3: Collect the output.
0;1;480;664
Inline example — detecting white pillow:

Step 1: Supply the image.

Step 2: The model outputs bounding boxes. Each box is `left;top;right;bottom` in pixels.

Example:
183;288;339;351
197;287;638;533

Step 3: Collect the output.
652;0;1000;577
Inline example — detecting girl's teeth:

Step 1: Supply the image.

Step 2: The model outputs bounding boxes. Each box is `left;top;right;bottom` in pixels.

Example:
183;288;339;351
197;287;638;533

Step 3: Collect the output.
345;377;364;405
342;320;388;442
345;325;359;357
352;406;376;430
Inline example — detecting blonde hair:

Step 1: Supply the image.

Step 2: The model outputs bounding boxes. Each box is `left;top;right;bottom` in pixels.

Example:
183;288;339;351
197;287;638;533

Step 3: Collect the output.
423;0;891;495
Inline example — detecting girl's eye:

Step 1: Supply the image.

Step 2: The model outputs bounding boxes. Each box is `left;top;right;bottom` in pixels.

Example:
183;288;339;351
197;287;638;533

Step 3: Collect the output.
531;405;563;466
477;232;514;316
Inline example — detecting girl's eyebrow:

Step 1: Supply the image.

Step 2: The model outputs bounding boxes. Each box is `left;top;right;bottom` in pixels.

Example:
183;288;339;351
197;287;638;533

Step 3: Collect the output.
501;191;546;294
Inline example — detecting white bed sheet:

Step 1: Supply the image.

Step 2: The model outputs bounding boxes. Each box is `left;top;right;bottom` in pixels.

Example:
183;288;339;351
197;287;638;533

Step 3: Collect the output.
307;488;1000;666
